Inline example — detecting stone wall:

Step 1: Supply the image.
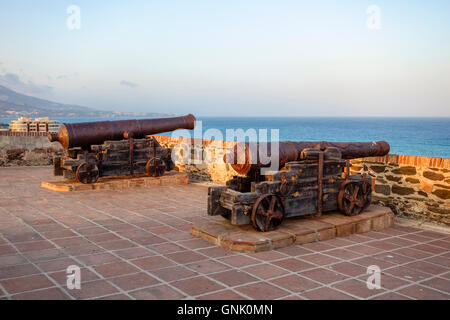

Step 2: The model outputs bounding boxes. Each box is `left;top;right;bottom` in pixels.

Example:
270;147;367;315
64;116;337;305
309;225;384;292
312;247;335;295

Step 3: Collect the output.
0;131;63;166
151;135;242;182
349;155;450;225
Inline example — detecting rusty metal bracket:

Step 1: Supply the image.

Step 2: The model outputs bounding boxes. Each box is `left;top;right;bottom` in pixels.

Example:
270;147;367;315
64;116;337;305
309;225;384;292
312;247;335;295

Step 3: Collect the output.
124;131;134;175
316;151;324;217
345;160;350;179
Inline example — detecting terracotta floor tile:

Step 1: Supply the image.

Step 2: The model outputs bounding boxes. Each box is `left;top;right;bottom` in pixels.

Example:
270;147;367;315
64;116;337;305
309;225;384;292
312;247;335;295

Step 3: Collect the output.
299;268;348;285
345;244;384;256
0;245;17;256
234;282;289;300
326;262;367;277
322;248;363;260
23;248;68;262
149;266;197;282
373;252;415;265
301;242;336;252
1;274;54;294
367;273;410;290
12;288;71;300
384;266;431;282
85;233;122;243
70;280;119;300
185;260;229;274
114;247;155;260
197;290;246;300
131;284;185;299
96;293;131;300
397;284;450;300
36;257;79;272
403;261;449;276
218;255;260;268
270;274;320;293
301;287;355;300
99;240;138;251
248;250;287;261
48;267;100;286
0;254;28;267
93;261;140;278
275;245;312;256
370;292;412;300
15;241;55;252
76;252;120;266
109;272;160;291
391;247;432;259
172;276;225;296
0;264;40;279
166;251;207;264
131;256;175;270
420;277;450;293
209;270;258;287
332;279;385;299
272;258;316;272
410;244;447;255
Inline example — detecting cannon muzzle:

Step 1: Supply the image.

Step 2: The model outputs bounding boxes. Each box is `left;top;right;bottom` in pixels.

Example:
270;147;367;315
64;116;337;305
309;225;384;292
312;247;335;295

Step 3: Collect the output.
226;140;390;175
49;114;196;150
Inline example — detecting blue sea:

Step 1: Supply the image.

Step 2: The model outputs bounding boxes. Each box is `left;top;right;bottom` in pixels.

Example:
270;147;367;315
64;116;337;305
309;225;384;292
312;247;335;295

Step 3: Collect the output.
1;117;449;158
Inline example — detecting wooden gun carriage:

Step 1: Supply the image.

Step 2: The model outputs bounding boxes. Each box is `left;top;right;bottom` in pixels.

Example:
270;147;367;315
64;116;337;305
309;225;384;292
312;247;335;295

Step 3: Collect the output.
49;114;196;184
208;140;390;232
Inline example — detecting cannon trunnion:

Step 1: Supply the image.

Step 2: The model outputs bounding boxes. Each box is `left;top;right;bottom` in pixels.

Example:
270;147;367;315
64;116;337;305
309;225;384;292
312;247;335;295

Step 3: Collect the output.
208;146;375;232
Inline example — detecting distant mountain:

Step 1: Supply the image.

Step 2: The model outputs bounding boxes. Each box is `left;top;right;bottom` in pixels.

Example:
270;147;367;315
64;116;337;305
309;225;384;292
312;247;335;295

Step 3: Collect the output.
0;85;174;118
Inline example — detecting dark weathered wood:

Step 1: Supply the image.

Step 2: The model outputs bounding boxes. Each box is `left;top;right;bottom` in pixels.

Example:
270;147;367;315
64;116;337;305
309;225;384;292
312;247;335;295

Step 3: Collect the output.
231;205;251;225
56;137;174;182
208;186;230;217
53;156;64;176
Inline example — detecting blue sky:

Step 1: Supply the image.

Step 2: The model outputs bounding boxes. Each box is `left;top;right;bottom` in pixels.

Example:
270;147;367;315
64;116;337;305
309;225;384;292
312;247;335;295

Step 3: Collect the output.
0;0;449;116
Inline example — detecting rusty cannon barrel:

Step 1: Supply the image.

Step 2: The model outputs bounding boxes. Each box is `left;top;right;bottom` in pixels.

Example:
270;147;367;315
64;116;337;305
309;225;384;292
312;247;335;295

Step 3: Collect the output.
49;114;196;150
225;140;390;175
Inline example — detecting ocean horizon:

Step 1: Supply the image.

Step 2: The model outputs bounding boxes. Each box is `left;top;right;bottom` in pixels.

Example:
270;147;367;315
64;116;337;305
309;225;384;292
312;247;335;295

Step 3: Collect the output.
1;116;449;158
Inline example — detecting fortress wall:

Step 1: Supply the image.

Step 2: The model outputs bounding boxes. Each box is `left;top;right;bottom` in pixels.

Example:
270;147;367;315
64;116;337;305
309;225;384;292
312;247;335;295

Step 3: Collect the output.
0;131;63;166
349;156;449;225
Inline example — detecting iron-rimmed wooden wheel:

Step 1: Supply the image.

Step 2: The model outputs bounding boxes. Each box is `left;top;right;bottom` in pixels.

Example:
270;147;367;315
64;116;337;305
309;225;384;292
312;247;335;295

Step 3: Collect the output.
338;180;370;216
145;157;166;177
75;162;99;184
251;194;284;232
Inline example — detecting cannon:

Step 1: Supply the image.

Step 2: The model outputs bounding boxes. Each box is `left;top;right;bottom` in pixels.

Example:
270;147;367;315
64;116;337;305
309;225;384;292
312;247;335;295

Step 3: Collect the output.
49;114;196;184
208;140;390;232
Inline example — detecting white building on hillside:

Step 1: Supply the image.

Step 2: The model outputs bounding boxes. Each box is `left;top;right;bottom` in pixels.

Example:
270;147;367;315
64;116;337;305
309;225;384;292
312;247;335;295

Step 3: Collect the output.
9;117;59;132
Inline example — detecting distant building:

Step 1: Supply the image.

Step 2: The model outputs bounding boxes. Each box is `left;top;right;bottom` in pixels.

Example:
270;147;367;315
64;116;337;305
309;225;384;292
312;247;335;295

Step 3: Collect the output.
9;117;59;133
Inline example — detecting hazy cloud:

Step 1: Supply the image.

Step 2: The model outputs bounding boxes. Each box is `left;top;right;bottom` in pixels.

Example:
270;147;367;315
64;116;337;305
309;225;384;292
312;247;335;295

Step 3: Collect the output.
120;80;139;88
55;73;78;81
0;72;53;96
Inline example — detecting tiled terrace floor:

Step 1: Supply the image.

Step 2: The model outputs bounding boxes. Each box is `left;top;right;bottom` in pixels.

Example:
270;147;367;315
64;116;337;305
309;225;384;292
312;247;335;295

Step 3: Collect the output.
0;166;449;300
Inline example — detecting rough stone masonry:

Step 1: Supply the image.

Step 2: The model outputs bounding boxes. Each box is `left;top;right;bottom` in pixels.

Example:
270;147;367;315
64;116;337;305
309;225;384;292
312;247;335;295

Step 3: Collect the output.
349;155;450;225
